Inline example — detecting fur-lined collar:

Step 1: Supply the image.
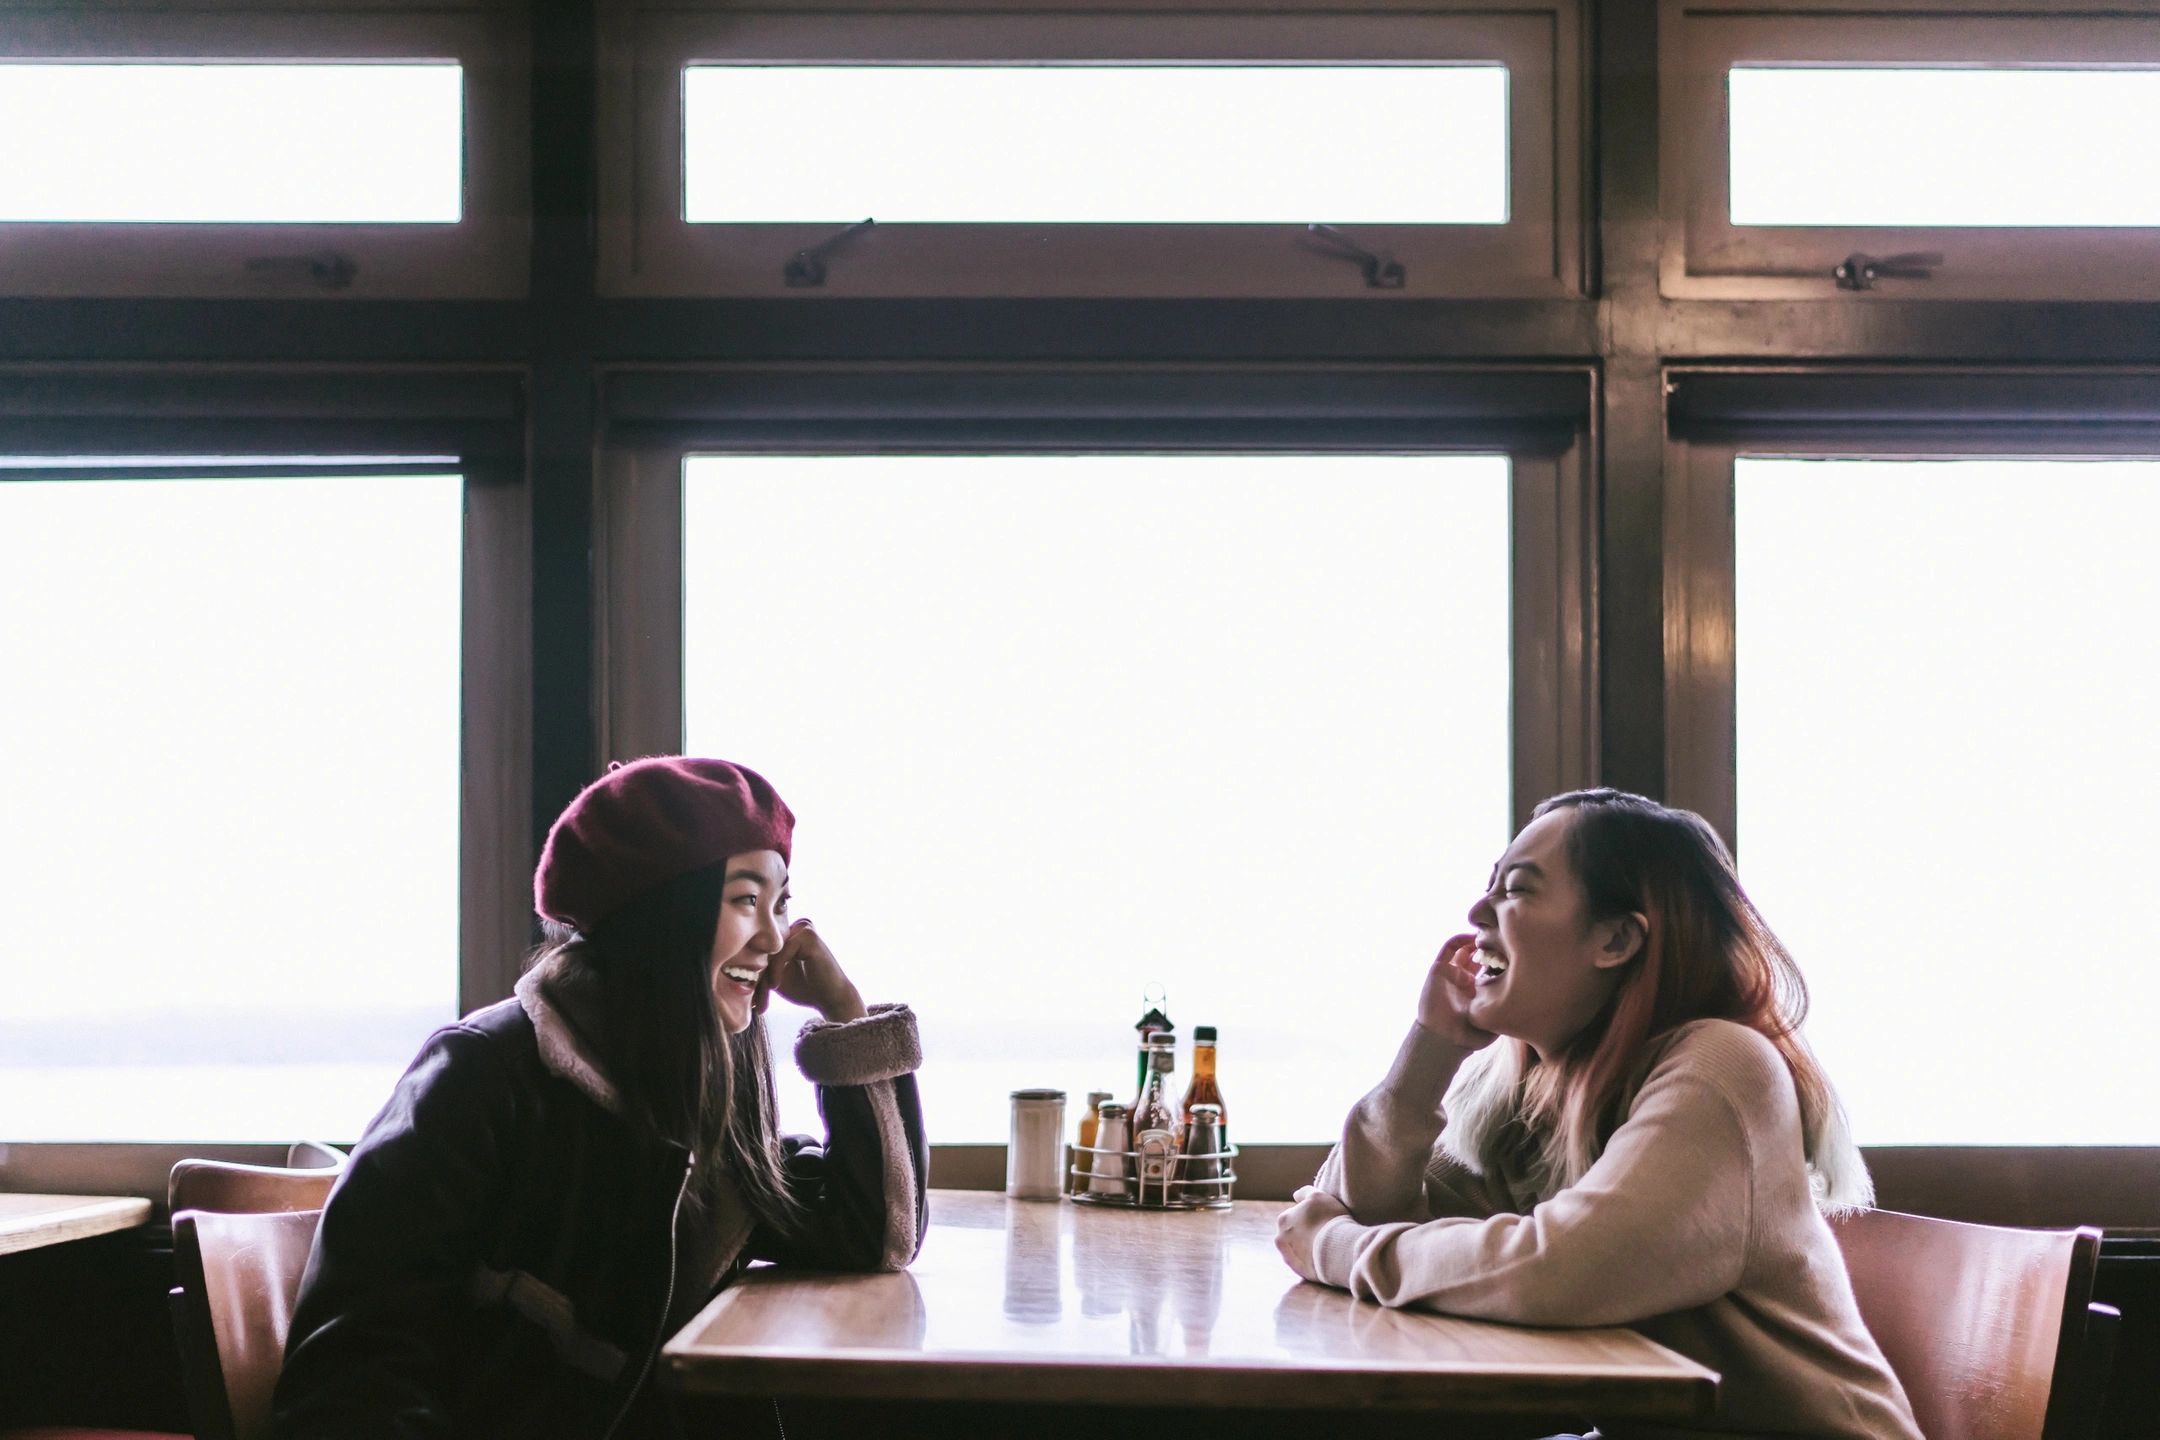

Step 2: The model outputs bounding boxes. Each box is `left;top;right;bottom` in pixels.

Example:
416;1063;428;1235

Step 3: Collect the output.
514;953;625;1116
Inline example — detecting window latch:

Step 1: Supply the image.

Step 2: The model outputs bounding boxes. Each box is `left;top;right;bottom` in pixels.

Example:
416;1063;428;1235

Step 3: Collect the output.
1833;251;1942;291
1303;224;1407;289
784;218;875;288
244;250;359;290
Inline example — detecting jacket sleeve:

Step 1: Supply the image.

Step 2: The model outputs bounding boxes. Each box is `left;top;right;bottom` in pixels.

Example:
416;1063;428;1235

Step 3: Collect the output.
272;1025;516;1440
1306;1027;1781;1328
1314;1021;1504;1223
744;1002;928;1273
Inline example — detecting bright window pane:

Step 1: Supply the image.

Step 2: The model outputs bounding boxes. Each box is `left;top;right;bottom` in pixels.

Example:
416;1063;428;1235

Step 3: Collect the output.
684;66;1510;224
684;454;1513;1142
0;471;464;1141
1736;458;2160;1143
0;64;463;223
1729;67;2160;227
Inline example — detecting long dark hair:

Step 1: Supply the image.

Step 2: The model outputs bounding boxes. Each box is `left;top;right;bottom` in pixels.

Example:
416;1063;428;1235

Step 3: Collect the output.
1444;789;1870;1211
529;861;801;1234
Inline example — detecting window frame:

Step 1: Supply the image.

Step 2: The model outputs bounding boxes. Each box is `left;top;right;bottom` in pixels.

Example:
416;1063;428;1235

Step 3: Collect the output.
1659;0;2160;301
1658;368;2160;1200
597;0;1587;299
595;361;1598;842
1662;365;2160;849
0;6;529;299
0;365;531;1185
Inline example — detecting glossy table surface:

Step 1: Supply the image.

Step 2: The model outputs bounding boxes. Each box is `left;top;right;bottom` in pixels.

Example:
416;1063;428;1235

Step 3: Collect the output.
0;1192;154;1257
666;1189;1718;1418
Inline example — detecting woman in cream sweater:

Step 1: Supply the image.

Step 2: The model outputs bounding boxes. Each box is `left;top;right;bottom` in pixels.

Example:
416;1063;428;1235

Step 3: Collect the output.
1275;789;1920;1440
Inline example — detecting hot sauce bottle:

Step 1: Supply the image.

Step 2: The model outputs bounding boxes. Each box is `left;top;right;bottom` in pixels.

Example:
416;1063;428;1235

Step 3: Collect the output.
1179;1025;1226;1135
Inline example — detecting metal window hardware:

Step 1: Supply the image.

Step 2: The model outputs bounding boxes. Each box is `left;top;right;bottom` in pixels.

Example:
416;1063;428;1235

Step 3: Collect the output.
1833;251;1943;291
243;251;358;290
783;218;875;288
1303;223;1407;289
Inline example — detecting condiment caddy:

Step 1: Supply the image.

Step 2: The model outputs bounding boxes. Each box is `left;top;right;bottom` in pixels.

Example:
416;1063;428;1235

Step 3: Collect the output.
1061;1004;1238;1210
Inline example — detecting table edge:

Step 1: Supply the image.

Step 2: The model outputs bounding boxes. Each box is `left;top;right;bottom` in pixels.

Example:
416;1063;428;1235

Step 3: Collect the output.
0;1195;155;1257
662;1345;1719;1419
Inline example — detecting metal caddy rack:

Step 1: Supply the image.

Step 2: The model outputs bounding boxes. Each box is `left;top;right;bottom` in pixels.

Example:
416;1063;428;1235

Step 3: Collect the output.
1062;1139;1240;1210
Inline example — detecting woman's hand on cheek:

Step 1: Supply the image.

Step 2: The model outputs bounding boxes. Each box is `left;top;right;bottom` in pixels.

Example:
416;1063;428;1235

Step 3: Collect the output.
1275;1187;1351;1284
771;918;868;1023
1417;932;1498;1052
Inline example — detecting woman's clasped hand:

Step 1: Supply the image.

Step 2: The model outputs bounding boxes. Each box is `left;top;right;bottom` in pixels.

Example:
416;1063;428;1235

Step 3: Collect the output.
1417;931;1500;1053
1274;1186;1350;1283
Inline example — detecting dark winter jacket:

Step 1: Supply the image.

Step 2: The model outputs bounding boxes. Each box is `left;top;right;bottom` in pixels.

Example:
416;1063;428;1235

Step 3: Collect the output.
270;958;927;1440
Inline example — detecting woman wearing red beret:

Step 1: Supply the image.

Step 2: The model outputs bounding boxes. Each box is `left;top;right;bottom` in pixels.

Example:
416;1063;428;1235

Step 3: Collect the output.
273;757;927;1439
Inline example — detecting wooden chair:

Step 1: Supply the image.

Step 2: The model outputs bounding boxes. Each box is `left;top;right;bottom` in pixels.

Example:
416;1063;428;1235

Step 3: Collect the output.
1832;1207;2121;1440
167;1142;345;1216
161;1145;345;1440
168;1207;323;1440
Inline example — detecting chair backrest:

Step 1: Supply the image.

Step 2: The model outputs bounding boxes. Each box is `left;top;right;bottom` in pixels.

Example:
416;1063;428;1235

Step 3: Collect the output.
170;1208;322;1440
1831;1207;2106;1440
283;1140;345;1171
168;1146;344;1215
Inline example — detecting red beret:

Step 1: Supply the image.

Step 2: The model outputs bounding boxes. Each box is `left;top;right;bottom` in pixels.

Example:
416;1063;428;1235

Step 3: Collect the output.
534;756;795;934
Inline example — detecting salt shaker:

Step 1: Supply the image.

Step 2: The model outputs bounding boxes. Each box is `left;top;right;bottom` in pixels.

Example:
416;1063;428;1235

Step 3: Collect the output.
1007;1088;1067;1200
1088;1101;1132;1197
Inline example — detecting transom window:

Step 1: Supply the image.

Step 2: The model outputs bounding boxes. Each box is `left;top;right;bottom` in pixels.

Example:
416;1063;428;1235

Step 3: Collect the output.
1661;1;2160;299
1728;66;2160;229
0;62;463;225
682;64;1510;225
600;1;1583;298
0;6;526;298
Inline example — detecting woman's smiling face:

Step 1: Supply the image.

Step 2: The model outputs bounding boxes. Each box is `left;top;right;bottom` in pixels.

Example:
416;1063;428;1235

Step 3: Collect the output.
709;849;788;1034
1464;809;1641;1060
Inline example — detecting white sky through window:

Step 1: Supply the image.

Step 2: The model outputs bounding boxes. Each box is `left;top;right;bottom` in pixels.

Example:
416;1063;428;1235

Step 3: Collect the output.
684;65;1510;224
1729;67;2160;227
683;453;1514;1142
0;472;464;1141
0;63;463;223
1736;457;2160;1143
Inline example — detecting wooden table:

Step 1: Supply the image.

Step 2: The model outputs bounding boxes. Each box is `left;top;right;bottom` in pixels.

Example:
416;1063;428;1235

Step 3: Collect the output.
0;1193;153;1258
666;1190;1716;1435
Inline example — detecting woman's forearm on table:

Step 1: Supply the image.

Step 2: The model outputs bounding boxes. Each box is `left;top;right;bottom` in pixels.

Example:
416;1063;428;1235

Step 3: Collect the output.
1324;1020;1477;1222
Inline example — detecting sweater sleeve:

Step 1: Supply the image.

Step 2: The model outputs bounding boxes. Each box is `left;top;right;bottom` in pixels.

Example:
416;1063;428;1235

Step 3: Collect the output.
272;1026;515;1440
1309;1026;1777;1328
743;1003;928;1273
1315;1021;1493;1222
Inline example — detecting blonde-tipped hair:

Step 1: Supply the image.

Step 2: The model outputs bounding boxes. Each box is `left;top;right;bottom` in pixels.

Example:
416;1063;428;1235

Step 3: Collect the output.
1438;791;1873;1215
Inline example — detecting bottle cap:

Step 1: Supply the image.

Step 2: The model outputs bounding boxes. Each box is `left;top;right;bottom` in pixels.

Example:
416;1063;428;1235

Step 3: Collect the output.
1010;1088;1066;1101
1194;1025;1217;1042
1097;1101;1129;1116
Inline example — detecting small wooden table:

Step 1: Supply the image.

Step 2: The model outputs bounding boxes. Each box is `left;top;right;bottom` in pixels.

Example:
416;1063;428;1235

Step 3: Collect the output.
0;1193;153;1258
666;1190;1716;1435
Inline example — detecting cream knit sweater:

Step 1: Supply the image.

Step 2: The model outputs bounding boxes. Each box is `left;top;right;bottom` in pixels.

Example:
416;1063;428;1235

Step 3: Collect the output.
1309;1018;1922;1440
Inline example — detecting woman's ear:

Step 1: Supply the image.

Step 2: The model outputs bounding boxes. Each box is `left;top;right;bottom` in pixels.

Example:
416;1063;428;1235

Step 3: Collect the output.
1593;912;1649;969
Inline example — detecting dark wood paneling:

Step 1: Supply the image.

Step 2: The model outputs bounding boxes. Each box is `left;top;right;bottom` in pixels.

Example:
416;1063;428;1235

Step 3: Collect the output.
527;0;602;846
0;1229;188;1431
